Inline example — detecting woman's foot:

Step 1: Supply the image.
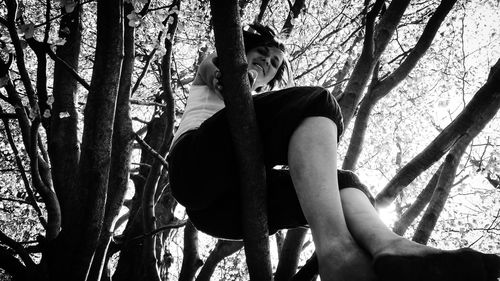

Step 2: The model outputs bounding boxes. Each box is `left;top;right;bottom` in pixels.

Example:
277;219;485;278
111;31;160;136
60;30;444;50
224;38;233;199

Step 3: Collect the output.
373;240;500;281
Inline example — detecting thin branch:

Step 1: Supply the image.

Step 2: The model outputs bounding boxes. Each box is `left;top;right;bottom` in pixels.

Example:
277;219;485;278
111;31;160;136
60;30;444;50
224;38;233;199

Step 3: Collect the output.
0;106;47;227
131;49;157;95
0;113;17;119
0;197;29;204
0;230;36;270
43;0;51;43
138;0;151;16
126;219;187;243
0;246;27;281
130;99;166;108
134;133;169;168
5;0;37;106
46;46;91;90
28;119;60;240
147;3;176;12
32;0;95;28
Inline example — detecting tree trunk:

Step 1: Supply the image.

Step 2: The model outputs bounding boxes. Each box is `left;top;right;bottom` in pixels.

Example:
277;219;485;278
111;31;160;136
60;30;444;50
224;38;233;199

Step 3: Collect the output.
87;3;135;279
412;141;467;244
412;59;500;243
342;0;456;170
179;221;203;281
275;228;308;281
209;0;272;280
69;0;124;279
338;0;410;127
393;164;443;235
48;7;81;229
290;253;318;281
196;240;243;281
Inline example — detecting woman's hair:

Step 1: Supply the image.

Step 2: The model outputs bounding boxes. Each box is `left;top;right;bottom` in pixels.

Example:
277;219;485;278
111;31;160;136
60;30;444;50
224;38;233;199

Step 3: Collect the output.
242;23;292;91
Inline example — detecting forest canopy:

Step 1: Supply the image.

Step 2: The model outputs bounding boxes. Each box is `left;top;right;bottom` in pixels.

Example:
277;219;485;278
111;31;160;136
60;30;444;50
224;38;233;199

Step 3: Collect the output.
0;0;499;280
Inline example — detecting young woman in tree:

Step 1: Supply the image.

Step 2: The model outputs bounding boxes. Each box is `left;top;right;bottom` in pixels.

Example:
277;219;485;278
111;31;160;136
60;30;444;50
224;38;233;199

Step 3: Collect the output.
168;23;500;281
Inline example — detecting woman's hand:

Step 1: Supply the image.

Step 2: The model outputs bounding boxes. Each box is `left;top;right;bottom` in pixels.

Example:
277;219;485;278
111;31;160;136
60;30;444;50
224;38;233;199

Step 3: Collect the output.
212;68;258;94
213;69;223;93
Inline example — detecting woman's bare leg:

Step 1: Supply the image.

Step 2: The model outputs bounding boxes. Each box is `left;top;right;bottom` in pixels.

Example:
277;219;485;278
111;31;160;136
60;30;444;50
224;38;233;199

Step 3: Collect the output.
288;117;376;281
340;186;500;281
340;188;437;257
288;117;500;281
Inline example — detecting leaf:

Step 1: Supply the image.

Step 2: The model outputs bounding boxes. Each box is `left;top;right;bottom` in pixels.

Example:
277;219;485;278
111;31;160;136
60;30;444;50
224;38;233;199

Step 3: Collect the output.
59;112;70;118
47;96;54;106
53;38;67;46
127;12;142;27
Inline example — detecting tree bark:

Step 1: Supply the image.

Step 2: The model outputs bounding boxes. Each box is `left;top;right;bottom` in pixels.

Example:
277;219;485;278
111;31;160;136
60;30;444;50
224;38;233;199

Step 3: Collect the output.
112;212;144;281
209;0;272;280
49;2;81;235
275;228;308;281
338;0;410;128
290;253;318;281
45;5;83;280
412;141;467;244
69;0;124;279
179;221;203;281
196;240;243;281
87;2;135;280
141;1;180;279
393;164;443;236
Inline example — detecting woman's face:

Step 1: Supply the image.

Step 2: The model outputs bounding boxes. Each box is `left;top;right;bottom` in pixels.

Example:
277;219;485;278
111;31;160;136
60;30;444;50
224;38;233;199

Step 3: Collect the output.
246;46;285;91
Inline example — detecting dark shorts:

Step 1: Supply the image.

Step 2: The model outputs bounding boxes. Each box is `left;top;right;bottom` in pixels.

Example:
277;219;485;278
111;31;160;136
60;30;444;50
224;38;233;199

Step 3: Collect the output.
168;86;374;240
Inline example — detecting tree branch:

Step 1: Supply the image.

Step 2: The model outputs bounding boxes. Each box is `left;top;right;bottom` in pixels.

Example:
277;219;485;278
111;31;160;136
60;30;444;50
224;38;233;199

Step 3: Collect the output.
256;0;271;23
0;106;46;227
134;133;169;167
209;0;272;279
0;246;28;281
376;58;500;207
196;239;243;281
372;0;457;101
275;228;308;281
71;0;124;279
280;0;306;37
179;220;203;281
0;230;36;270
393;163;444;236
5;0;37;107
46;46;90;90
412;138;469;244
290;252;318;281
141;2;180;280
337;0;386;127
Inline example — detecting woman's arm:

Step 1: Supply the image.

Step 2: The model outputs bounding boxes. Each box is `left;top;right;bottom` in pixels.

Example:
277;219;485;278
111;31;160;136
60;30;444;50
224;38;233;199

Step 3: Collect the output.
192;53;220;91
193;52;255;93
